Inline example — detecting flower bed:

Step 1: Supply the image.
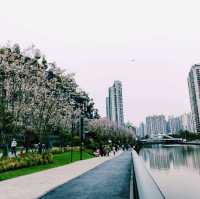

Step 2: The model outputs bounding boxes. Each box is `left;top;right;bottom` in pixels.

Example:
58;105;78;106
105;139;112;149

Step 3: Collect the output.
0;153;53;173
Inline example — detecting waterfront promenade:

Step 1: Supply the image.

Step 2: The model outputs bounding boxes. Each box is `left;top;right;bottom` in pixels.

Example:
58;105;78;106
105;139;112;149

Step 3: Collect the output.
41;151;132;199
0;151;127;199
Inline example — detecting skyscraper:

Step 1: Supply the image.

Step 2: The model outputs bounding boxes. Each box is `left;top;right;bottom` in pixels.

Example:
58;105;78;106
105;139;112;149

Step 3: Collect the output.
180;113;195;132
137;122;145;138
168;116;182;134
145;115;167;136
106;80;124;127
188;64;200;133
106;97;110;120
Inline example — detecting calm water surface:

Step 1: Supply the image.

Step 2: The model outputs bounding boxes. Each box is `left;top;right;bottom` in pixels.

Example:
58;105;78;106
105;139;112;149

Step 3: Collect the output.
139;145;200;199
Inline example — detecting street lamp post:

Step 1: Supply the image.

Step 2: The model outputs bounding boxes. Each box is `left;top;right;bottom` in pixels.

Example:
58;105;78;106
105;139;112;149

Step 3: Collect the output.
69;98;76;163
78;98;88;161
80;116;84;160
70;120;74;163
70;93;89;161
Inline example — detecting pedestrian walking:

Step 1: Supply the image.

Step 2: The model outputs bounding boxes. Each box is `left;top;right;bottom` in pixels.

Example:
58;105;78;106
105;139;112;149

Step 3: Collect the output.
112;146;116;156
94;148;100;157
105;145;110;156
38;142;43;154
11;138;17;157
99;144;104;157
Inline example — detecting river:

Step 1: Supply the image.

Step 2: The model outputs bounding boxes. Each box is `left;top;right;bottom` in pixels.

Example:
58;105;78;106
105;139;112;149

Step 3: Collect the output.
139;144;200;199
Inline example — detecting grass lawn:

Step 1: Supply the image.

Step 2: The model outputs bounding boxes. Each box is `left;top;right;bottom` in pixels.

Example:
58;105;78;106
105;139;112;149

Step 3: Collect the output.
0;151;93;181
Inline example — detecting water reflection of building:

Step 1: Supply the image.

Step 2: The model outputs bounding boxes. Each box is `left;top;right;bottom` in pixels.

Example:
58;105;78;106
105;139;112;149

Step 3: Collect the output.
140;145;200;173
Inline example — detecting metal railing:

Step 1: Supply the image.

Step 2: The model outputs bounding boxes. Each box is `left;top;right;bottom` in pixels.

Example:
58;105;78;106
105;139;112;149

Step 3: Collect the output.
131;150;166;199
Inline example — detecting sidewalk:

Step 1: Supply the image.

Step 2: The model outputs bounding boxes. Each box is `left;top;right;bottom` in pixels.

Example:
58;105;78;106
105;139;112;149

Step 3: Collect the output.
41;151;132;199
0;152;121;199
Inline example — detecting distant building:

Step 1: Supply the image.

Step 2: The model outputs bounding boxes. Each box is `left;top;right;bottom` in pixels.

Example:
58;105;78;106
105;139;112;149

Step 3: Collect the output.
106;97;110;120
137;122;145;138
188;64;200;132
168;116;182;134
139;112;195;136
145;115;167;136
180;113;195;132
106;80;124;127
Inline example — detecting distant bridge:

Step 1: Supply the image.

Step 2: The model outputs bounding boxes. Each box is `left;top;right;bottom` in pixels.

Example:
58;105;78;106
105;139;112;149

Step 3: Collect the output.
139;134;184;145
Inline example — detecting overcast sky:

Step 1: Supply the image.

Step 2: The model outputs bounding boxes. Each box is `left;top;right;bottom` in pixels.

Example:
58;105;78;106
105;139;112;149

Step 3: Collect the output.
1;0;200;125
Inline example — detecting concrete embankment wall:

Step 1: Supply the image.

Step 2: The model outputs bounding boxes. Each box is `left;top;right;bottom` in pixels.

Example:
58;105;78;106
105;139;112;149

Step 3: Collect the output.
131;150;165;199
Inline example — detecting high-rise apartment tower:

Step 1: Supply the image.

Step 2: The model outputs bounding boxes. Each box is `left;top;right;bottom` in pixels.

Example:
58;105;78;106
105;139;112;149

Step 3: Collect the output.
188;64;200;132
106;80;124;127
145;115;167;136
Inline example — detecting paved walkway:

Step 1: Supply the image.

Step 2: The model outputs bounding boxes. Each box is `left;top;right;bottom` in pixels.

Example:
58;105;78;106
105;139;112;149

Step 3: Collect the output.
0;152;121;199
40;151;132;199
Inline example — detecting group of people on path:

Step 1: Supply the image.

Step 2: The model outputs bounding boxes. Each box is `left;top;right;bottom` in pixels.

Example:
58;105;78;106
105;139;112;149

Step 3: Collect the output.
94;145;121;157
9;137;133;158
94;144;133;157
9;139;47;157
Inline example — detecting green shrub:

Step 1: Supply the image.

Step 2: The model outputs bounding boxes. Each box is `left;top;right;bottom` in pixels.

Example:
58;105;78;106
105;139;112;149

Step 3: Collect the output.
51;146;80;154
51;147;63;154
0;153;53;173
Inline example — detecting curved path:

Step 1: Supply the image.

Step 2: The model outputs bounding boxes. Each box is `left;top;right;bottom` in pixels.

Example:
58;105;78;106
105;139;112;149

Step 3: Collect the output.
40;151;132;199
